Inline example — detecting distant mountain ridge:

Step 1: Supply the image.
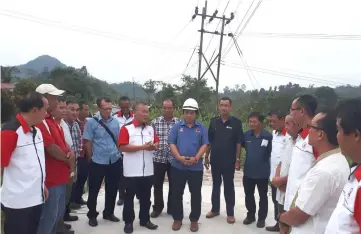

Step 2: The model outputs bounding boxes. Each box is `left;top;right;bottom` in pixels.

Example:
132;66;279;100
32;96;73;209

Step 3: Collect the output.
12;55;66;78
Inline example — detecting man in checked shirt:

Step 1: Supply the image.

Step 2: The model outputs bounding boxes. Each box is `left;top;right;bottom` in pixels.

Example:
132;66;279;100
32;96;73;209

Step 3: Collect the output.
150;99;180;218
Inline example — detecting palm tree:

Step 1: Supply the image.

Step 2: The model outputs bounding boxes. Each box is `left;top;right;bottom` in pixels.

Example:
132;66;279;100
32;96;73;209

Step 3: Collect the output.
1;66;19;83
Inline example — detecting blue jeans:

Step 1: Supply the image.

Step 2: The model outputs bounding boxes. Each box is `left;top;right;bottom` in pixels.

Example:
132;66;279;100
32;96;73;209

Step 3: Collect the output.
37;183;67;234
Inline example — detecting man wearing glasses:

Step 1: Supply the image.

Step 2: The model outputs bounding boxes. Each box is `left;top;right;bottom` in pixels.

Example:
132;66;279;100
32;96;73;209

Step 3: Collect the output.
83;97;122;227
279;111;349;234
284;95;319;213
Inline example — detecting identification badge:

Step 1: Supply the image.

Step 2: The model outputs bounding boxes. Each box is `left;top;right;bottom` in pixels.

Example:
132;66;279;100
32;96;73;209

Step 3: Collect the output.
261;139;268;147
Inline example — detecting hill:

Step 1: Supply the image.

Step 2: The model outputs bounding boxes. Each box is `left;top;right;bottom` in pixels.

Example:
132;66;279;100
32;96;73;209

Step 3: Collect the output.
12;55;66;78
110;81;147;99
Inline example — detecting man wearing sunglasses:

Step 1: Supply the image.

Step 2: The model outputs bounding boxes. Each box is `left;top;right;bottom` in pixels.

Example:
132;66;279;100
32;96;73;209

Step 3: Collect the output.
279;110;349;234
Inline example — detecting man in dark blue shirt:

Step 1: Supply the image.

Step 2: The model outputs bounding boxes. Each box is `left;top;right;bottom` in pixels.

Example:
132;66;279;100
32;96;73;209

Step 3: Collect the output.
204;97;244;224
168;98;208;232
242;112;272;229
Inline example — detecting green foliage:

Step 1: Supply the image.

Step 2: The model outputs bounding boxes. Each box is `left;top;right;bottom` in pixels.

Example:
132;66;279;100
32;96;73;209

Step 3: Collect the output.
1;91;16;123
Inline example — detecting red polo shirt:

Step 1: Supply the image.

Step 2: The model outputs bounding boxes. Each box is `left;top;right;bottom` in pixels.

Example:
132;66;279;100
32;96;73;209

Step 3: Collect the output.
36;114;70;187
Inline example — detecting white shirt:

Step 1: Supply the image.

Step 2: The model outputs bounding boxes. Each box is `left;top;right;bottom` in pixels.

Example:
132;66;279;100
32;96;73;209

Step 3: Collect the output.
60;119;73;148
324;165;361;234
1;115;46;209
290;149;349;234
270;129;288;181
277;136;295;205
284;129;317;211
114;111;134;129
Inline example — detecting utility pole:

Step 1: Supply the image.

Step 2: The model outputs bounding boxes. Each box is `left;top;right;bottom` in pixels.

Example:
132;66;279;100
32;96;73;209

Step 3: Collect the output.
132;77;136;101
192;1;234;107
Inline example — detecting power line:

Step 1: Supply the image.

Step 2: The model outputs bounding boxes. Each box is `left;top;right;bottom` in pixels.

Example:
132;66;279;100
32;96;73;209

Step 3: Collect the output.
239;32;361;40
0;10;194;52
223;62;350;86
223;0;263;57
183;46;198;74
222;0;256;56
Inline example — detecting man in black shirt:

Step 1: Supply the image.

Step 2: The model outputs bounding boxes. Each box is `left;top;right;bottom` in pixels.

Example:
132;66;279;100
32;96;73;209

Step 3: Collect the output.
204;97;244;224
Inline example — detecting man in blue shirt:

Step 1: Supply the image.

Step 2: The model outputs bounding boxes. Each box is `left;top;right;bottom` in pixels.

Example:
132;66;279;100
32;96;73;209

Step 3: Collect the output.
242;112;273;229
168;98;208;232
83;97;122;227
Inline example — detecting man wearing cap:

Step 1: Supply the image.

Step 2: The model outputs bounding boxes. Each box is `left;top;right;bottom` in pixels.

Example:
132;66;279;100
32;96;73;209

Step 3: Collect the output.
168;98;209;232
1;92;49;234
35;84;76;234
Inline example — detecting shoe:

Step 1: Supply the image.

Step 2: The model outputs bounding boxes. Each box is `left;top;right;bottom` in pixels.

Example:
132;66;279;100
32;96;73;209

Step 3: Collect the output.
140;221;158;230
266;223;280;232
57;230;74;234
243;217;256;225
64;214;79;222
257;220;266;228
124;223;133;234
205;211;219;219
79;198;87;205
70;203;82;210
117;199;124;206
172;220;182;231
150;211;161;218
190;222;199;232
64;223;72;230
88;218;98;227
227;216;236;224
103;214;120;222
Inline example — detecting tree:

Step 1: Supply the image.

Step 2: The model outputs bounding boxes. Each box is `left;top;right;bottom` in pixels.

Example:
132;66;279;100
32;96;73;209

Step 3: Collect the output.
143;79;160;103
314;86;338;110
1;91;15;123
1;66;19;83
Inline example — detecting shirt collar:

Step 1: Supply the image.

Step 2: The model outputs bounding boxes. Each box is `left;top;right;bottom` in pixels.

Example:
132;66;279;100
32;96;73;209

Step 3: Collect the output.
316;148;341;162
16;113;31;134
132;119;147;128
97;114;113;122
117;110;133;118
275;128;287;136
299;128;310;139
350;164;361;181
180;120;200;127
217;115;232;123
160;116;178;122
250;129;265;137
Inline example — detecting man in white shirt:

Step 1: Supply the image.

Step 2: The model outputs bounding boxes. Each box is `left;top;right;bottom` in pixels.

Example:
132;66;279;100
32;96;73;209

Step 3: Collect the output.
279;110;350;234
325;99;361;233
114;96;134;206
1;92;49;234
266;110;287;232
271;115;300;225
284;95;319;212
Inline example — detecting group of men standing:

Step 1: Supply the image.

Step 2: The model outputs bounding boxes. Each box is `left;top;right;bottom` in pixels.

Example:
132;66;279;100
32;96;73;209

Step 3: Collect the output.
1;82;361;234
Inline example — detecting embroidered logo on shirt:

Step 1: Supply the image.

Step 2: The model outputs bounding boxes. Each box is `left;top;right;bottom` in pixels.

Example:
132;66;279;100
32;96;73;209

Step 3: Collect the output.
302;142;307;148
196;128;200;132
180;128;184;132
226;126;232;129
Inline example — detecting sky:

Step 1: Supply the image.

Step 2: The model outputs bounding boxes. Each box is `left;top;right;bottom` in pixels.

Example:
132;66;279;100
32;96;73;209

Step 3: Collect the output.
0;0;360;91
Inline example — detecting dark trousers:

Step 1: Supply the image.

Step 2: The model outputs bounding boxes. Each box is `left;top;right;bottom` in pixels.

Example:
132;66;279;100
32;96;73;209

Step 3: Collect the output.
123;176;153;225
171;167;203;222
87;159;121;219
271;185;279;221
71;157;90;203
2;204;42;234
243;176;269;221
117;158;125;200
211;163;235;216
153;161;172;213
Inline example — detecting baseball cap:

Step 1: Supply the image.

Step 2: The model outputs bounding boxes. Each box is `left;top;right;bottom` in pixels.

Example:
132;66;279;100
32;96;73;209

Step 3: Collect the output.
36;84;65;96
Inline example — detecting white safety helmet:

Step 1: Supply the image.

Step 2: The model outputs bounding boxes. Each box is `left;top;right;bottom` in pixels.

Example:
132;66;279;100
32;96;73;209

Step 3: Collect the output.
182;98;199;111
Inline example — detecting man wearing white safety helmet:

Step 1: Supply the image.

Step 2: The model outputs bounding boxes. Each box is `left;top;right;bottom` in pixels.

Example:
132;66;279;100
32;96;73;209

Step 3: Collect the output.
168;98;209;232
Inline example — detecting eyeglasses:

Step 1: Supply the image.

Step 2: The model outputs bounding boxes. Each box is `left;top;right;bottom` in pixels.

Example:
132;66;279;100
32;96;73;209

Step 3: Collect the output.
307;124;323;131
290;107;301;112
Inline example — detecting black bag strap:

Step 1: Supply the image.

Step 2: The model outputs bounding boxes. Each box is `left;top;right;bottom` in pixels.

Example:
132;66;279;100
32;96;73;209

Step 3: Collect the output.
93;117;117;146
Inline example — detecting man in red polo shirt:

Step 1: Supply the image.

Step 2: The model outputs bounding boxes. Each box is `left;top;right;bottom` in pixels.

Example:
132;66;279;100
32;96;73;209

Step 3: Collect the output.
35;84;75;234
